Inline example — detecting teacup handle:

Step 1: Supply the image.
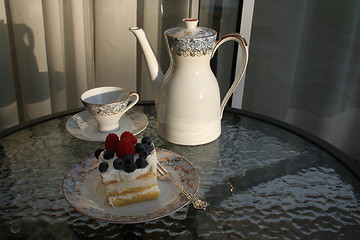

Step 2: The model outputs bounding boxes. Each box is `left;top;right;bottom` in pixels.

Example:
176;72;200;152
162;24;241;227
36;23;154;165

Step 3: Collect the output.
211;33;249;119
123;92;140;113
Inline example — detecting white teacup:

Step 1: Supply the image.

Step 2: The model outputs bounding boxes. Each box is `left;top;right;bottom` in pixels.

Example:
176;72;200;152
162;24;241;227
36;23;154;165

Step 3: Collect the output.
81;86;139;132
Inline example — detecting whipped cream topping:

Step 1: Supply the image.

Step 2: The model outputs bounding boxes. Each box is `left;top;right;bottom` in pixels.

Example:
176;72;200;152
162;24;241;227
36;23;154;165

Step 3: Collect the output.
98;144;157;183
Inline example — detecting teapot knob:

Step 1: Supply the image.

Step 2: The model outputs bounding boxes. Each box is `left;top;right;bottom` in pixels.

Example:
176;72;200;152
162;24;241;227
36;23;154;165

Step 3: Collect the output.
183;18;199;29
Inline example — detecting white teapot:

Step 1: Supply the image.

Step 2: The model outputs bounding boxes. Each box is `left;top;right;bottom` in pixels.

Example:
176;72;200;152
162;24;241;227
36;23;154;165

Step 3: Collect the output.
130;18;248;145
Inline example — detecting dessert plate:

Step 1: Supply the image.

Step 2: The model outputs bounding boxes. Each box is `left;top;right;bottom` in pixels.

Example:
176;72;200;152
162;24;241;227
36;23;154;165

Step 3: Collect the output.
62;148;200;223
66;107;148;142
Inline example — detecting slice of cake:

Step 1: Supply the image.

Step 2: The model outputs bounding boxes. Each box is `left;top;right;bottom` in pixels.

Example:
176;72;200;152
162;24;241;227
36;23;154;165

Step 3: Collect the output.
94;132;160;207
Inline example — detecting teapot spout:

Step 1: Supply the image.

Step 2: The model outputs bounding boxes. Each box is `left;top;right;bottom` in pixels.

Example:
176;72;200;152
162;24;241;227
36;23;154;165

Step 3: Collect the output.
129;27;163;106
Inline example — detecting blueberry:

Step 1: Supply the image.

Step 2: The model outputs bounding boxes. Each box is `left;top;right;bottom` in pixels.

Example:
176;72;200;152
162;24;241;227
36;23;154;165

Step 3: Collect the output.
141;137;154;153
103;149;114;159
141;136;152;145
145;143;154;153
122;154;134;164
124;162;137;173
113;158;124;170
135;143;146;154
139;151;149;158
136;157;148;168
98;162;109;173
94;148;104;159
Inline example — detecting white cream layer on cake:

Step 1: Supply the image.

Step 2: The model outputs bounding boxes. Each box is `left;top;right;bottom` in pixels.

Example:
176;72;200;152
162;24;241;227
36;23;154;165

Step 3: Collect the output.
98;146;160;207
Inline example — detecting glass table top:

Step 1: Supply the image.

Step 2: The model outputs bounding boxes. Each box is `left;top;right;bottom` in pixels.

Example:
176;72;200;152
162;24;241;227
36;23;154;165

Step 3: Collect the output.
0;104;359;239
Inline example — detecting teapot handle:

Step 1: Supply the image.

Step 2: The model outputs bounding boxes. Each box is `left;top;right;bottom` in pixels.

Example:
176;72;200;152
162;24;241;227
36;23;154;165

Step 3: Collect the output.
211;33;249;119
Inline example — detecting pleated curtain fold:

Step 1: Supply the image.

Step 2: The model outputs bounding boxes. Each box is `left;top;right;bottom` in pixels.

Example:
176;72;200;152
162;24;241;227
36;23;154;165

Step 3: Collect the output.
0;0;191;131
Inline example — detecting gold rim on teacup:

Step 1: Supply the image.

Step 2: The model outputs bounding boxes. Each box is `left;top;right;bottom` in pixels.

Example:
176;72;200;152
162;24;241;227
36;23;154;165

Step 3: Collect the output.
81;87;140;133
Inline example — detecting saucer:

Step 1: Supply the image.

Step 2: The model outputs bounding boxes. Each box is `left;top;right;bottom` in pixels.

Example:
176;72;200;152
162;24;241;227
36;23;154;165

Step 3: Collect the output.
66;107;148;142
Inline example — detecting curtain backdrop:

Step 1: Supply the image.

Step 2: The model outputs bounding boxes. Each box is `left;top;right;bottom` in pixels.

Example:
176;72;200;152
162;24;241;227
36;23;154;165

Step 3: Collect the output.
243;0;360;160
0;0;190;131
0;0;95;129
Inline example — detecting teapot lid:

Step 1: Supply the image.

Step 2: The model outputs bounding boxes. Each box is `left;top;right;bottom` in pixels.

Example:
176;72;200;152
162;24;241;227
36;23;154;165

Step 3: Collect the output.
165;18;217;39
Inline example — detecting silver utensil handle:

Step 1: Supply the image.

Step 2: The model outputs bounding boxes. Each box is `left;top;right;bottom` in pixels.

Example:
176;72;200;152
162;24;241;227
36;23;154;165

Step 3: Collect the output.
171;178;208;210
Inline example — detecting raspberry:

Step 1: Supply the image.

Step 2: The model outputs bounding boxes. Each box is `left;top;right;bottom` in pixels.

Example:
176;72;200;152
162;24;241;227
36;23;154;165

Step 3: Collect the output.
120;131;138;144
116;138;136;158
105;133;119;151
